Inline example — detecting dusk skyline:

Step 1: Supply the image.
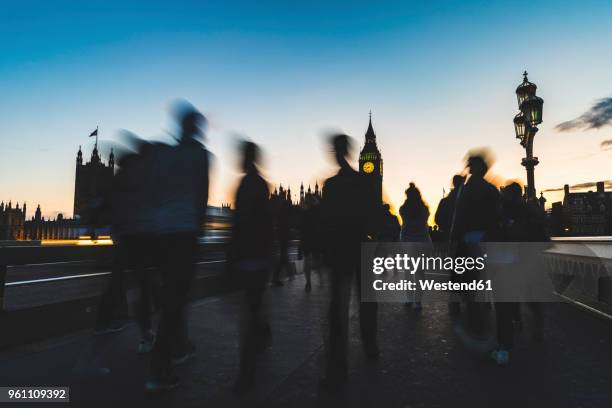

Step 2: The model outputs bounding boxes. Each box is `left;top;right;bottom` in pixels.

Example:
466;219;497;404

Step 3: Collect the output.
2;1;612;220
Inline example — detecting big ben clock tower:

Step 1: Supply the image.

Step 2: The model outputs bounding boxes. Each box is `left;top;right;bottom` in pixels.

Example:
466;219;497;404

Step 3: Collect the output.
359;111;383;204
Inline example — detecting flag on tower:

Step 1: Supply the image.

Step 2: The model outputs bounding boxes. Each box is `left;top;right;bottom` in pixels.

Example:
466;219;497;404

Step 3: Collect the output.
89;128;98;137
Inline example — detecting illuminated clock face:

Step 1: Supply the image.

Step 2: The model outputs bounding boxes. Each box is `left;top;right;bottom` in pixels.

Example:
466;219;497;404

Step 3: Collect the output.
362;161;375;173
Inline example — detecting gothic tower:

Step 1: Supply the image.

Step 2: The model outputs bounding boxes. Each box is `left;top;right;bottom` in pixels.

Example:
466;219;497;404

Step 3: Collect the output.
299;182;305;206
359;112;383;204
73;137;114;222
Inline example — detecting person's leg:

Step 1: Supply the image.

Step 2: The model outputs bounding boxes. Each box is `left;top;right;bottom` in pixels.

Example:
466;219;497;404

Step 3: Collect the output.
150;249;179;377
95;242;126;333
511;302;522;330
528;302;544;341
171;234;197;355
125;236;153;340
272;263;281;284
405;268;415;305
466;301;484;336
239;272;266;377
414;268;424;309
304;252;312;291
136;274;153;336
136;266;155;353
464;270;484;336
448;251;461;315
239;286;256;380
133;236;154;353
253;269;271;352
495;302;514;350
273;237;289;285
324;264;351;383
149;234;196;387
355;264;378;357
235;268;268;393
492;302;514;366
74;242;126;374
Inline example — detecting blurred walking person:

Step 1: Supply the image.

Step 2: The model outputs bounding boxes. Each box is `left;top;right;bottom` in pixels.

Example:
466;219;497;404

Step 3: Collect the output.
452;153;501;339
435;174;465;242
95;137;157;352
230;140;274;394
380;203;401;242
272;192;291;286
320;134;379;390
75;137;159;377
300;194;322;291
435;174;465;313
399;183;431;310
146;103;210;393
492;182;548;366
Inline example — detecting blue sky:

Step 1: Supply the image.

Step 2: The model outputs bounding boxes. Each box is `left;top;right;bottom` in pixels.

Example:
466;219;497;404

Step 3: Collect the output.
1;0;611;218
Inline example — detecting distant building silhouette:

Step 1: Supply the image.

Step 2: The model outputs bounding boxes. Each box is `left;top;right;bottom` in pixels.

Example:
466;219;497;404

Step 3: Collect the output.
24;209;80;240
0;201;26;240
73;143;114;223
298;181;322;207
270;184;294;205
0;202;80;241
358;112;383;205
550;182;612;236
538;192;547;210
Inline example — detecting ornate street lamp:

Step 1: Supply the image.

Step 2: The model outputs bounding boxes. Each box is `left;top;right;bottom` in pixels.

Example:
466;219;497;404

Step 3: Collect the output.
520;95;544;126
514;71;543;202
515;71;537;108
513;112;527;145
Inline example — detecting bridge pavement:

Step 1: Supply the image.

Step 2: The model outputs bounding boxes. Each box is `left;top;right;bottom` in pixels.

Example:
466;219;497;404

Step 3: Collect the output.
0;273;611;408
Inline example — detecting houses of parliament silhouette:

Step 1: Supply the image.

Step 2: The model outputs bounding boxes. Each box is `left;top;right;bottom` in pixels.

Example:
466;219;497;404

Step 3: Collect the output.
0;140;115;241
73;143;115;222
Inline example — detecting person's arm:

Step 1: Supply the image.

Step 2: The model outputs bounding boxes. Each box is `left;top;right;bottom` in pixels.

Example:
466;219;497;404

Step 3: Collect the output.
198;151;210;229
434;198;446;228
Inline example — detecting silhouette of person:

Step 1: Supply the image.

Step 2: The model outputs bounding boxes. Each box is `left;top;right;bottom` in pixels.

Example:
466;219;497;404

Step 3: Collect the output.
272;191;292;286
399;183;431;310
74;138;159;377
95;138;157;354
379;203;401;242
452;156;500;243
229;140;274;394
491;182;548;365
435;174;465;242
435;175;465;312
300;194;322;291
146;104;210;394
320;134;378;390
452;154;501;337
400;183;431;243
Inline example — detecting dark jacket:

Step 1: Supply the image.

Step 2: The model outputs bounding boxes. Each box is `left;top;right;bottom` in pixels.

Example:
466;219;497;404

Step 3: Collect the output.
231;171;273;261
320;167;373;265
435;188;460;234
453;176;501;242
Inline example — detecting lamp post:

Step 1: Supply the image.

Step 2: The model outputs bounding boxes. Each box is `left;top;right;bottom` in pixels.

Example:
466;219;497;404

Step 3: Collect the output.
514;71;544;202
